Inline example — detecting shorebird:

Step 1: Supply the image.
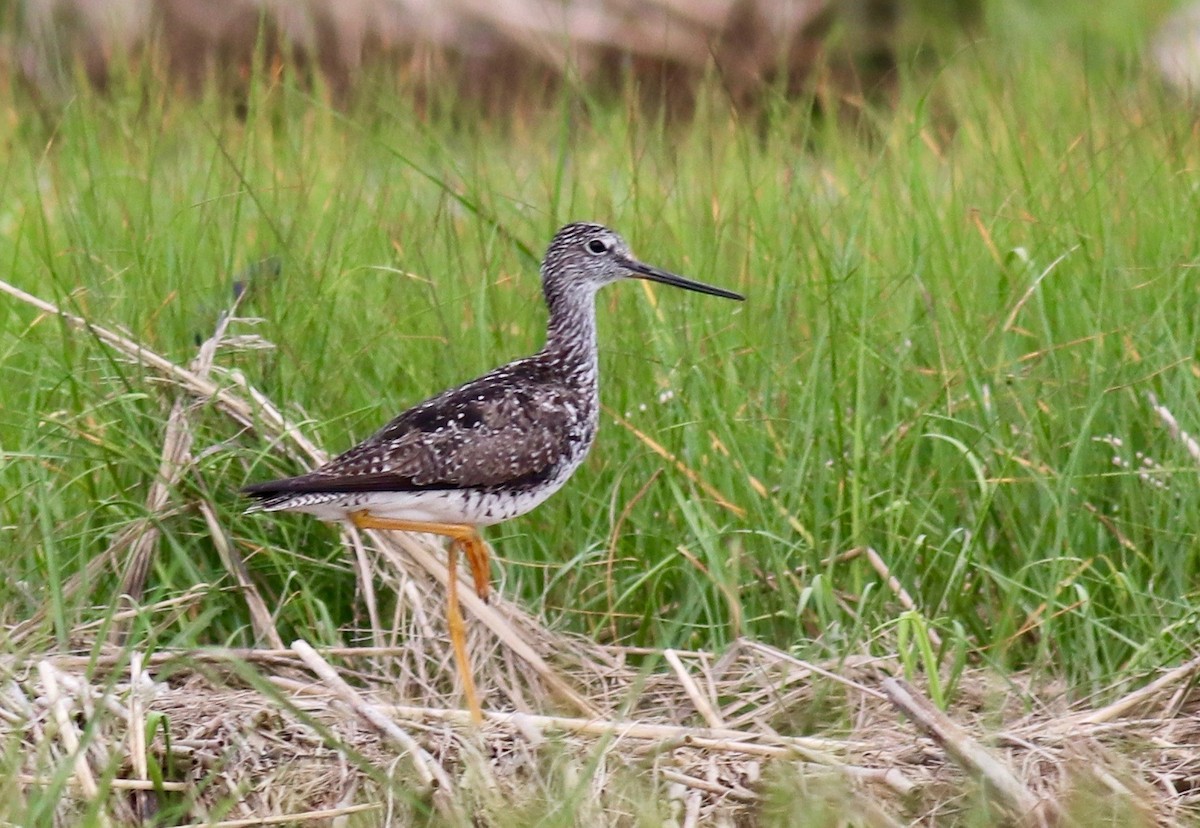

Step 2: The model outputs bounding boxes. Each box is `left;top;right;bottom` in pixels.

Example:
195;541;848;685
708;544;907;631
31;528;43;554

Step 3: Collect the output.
243;222;743;722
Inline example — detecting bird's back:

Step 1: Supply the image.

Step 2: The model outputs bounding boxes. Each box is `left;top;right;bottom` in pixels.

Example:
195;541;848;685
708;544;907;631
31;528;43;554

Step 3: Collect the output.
243;350;600;510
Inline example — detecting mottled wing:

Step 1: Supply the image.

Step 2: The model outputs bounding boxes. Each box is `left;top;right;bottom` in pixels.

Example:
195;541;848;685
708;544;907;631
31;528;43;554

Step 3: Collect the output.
243;365;583;497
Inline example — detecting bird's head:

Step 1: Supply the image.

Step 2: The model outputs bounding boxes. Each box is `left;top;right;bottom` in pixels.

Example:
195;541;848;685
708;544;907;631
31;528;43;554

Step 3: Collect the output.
541;222;744;301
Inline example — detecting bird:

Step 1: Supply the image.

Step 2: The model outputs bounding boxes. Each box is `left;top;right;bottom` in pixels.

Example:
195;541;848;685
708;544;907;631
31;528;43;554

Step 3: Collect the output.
242;222;744;722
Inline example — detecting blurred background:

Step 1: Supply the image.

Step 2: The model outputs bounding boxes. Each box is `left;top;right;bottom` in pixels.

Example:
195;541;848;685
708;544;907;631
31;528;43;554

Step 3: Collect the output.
5;0;1194;121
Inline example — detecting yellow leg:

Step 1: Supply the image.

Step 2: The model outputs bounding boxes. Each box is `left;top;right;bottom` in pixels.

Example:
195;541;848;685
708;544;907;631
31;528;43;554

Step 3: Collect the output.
460;532;491;602
443;537;482;724
350;511;486;724
350;514;490;601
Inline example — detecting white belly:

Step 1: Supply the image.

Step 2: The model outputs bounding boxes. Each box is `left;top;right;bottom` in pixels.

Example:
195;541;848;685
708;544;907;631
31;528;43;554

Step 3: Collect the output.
265;473;574;527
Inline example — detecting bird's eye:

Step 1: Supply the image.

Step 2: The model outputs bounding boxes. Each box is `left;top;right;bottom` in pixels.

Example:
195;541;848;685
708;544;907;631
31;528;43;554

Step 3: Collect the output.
586;239;609;254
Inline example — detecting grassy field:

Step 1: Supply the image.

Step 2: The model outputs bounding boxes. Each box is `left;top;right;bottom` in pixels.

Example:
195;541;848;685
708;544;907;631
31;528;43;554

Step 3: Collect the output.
2;2;1199;823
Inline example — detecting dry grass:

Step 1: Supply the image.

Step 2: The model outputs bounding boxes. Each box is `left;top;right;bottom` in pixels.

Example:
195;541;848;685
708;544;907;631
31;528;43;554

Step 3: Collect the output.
1;268;1198;826
8;633;1200;824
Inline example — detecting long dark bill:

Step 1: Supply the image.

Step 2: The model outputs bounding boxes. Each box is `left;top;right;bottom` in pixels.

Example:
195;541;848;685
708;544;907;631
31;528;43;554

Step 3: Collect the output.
622;257;744;301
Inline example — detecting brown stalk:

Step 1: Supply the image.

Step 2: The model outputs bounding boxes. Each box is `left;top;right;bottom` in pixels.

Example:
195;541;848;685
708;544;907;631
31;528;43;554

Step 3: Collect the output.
883;677;1054;825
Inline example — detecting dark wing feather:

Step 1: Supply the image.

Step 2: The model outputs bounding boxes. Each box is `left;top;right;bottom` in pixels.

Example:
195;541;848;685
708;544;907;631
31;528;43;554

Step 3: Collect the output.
243;359;585;497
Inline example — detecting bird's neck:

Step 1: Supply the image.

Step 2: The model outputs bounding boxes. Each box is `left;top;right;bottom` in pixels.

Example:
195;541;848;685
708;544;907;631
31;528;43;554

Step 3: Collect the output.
542;282;600;379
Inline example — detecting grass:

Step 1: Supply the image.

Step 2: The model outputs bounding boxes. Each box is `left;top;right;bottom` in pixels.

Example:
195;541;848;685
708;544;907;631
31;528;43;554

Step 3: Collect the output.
2;2;1199;822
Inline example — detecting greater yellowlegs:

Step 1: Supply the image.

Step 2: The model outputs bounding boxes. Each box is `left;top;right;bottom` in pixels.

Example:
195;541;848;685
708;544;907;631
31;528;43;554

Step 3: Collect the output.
243;222;743;721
